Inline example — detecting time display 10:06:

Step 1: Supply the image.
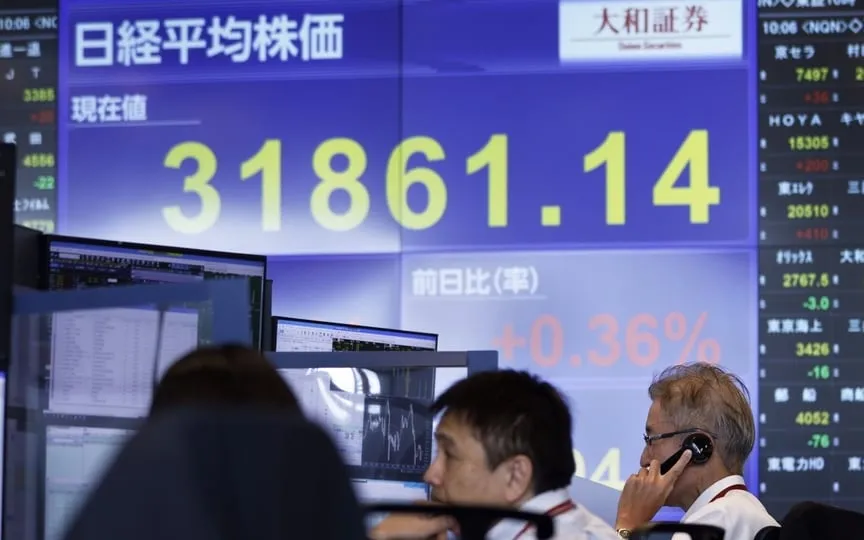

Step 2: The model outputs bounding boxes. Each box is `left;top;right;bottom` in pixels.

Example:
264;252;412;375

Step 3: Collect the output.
162;130;719;235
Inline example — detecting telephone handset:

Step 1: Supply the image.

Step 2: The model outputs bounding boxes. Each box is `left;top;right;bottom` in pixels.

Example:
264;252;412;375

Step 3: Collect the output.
659;433;713;475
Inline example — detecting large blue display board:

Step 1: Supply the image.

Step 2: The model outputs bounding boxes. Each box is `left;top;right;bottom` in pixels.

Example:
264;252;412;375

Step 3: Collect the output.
54;0;757;511
58;0;753;255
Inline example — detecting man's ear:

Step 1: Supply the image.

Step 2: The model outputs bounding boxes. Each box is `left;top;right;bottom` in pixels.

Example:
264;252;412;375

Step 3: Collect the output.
502;454;534;503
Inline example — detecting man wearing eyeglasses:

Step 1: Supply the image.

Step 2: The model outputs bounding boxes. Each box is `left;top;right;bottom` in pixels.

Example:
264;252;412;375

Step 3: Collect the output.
613;363;778;539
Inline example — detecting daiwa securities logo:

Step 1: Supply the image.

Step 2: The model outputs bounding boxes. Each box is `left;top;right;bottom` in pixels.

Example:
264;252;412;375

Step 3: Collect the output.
559;0;743;61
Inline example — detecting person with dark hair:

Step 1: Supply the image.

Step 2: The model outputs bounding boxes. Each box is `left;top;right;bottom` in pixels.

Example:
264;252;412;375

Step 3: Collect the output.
370;370;618;540
150;344;301;416
63;409;368;540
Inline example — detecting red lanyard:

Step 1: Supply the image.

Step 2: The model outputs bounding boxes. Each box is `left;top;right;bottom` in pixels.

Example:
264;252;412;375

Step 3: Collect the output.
709;484;748;503
512;499;576;540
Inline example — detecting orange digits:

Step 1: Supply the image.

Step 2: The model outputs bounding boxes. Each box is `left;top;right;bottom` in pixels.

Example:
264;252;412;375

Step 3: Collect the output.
625;314;660;366
588;314;620;366
531;315;563;367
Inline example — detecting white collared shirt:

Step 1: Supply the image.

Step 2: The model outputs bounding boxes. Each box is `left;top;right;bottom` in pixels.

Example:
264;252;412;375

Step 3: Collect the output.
486;488;620;540
680;475;779;539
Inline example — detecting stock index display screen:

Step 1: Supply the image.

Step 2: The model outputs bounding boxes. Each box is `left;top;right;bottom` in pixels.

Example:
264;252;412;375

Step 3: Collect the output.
40;0;864;522
56;2;751;251
0;0;57;233
758;2;864;516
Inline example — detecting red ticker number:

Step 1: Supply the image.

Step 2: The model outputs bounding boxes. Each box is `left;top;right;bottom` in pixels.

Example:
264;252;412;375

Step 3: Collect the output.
494;312;721;368
530;315;563;366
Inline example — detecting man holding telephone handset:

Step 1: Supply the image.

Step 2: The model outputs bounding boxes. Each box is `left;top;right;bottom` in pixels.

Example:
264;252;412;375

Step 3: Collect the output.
614;363;779;539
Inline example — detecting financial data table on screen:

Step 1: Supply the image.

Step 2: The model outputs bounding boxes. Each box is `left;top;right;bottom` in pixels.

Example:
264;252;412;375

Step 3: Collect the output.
49;308;198;418
273;318;437;352
44;426;131;540
757;2;864;516
40;305;200;540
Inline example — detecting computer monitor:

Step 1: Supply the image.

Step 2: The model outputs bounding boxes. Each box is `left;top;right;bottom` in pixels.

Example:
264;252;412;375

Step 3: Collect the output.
44;235;267;348
271;317;438;352
40;304;194;540
268;351;496;503
35;236;263;540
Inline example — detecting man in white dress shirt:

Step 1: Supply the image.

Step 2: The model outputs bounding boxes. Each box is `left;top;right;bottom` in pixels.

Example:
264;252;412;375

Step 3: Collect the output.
614;363;779;540
370;370;620;540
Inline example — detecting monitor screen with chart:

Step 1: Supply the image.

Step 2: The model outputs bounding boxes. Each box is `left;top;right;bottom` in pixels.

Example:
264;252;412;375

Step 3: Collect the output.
278;363;465;502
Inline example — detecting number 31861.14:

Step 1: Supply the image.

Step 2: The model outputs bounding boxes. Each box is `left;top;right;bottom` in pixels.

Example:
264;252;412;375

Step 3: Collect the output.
161;130;716;235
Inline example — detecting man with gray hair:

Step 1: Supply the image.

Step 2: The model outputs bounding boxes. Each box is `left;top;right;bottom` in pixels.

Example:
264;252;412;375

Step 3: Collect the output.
613;363;778;539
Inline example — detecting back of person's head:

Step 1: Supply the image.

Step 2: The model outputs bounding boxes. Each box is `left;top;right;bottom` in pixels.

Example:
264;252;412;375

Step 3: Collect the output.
430;370;575;494
64;408;367;540
648;362;754;474
150;344;300;416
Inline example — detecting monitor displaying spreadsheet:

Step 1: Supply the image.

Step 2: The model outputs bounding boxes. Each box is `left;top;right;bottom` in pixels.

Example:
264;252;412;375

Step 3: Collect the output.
48;307;199;419
272;317;437;353
43;426;132;540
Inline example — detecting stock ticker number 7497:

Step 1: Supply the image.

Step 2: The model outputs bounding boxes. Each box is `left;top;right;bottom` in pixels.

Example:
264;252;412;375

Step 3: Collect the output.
161;131;719;235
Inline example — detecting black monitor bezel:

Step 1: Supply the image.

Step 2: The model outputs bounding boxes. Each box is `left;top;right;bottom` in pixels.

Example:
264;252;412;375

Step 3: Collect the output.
0;371;7;540
269;316;439;352
0;143;15;374
41;233;268;346
40;233;267;286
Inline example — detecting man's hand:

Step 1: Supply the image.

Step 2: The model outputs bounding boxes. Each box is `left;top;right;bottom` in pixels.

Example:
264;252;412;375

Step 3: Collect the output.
368;506;454;540
615;450;692;531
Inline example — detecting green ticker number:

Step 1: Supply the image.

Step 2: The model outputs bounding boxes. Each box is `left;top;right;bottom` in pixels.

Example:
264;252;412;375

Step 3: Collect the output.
809;434;830;449
34;175;55;190
810;364;831;380
802;296;832;311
